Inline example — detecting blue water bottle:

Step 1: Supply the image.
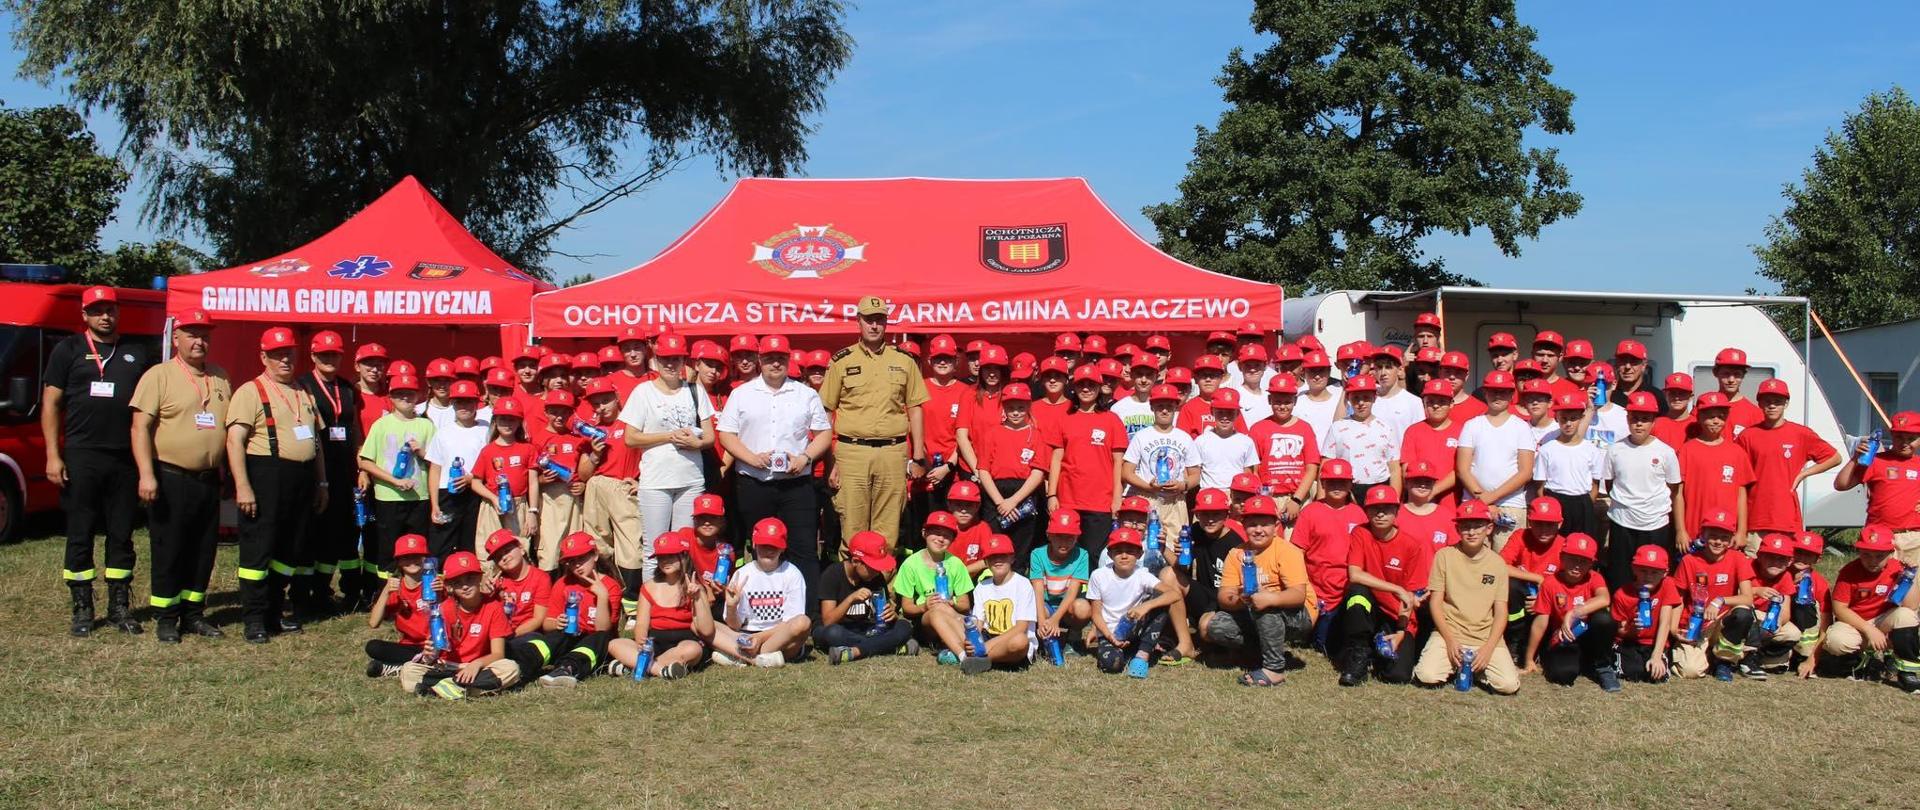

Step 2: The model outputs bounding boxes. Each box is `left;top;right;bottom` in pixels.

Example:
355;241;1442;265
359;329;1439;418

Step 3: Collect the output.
564;591;581;634
1684;601;1706;643
353;486;370;528
502;595;515;622
538;453;573;482
445;456;465;494
963;614;988;657
633;638;654;682
1154;453;1173;486
571;418;609;443
1176;526;1193;567
1795;575;1815;605
1045;636;1064;666
422;558;447;649
1526;583;1539;601
1114;610;1136;642
1569;615;1589;639
1859;429;1884;466
1455;649;1475;692
1143;517;1163;568
391;440;414;480
1762;596;1782;633
421;555;438;595
712;543;735;586
495;474;513;514
933;561;952;601
1240;550;1260;598
1374;632;1398;660
1592;377;1609;407
867;593;889;636
1636;585;1653;628
1893;568;1916;607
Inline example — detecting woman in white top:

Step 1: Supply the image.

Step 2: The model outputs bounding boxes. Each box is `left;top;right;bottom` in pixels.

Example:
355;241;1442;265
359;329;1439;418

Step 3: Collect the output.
619;335;715;574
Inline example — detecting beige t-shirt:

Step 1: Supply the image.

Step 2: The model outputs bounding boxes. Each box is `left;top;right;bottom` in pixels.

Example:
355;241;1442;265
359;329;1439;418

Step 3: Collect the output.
226;376;320;462
130;360;232;472
1429;544;1510;645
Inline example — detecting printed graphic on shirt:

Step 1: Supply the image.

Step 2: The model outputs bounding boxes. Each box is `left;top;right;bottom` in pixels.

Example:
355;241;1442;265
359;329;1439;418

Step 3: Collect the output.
745;586;791;625
982;597;1017;635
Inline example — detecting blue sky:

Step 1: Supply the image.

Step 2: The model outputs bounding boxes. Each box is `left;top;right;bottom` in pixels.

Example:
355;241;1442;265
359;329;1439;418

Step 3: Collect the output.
4;2;1916;294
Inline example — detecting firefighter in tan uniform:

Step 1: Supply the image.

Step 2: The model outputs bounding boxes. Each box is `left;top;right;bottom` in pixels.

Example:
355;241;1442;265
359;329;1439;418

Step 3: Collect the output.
819;295;929;552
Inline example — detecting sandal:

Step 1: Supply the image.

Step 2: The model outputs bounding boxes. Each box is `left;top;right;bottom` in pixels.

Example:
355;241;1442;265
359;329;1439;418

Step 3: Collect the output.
1239;669;1284;687
1158;650;1192;668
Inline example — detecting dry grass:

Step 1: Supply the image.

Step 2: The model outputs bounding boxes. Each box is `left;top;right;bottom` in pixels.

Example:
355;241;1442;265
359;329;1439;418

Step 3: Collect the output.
1;526;1916;809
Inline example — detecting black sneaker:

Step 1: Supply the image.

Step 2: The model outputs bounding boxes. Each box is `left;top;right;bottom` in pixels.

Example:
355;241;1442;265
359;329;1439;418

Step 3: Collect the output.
961;656;992;676
270;616;303;635
1593;665;1623;693
1899;671;1920;694
155;620;182;645
1738;654;1768;681
539;662;580;688
829;646;857;665
366;660;403;678
1338;648;1369;687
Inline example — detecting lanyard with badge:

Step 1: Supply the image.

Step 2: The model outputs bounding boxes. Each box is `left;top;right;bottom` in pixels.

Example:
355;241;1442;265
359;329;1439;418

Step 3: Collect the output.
85;332;117;398
312;370;349;442
259;378;315;445
178;357;218;430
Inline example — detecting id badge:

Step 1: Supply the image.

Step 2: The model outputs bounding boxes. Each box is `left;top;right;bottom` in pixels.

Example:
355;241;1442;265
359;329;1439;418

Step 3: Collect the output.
768;452;790;473
292;424;314;441
194;411;217;429
328;426;348;442
89;381;115;398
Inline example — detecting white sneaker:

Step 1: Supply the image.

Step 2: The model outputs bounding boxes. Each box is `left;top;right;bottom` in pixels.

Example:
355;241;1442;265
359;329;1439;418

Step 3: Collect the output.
753;651;786;668
710;650;748;667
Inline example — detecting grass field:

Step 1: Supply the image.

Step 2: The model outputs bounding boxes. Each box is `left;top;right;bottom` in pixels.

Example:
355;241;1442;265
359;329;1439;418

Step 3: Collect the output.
4;524;1918;809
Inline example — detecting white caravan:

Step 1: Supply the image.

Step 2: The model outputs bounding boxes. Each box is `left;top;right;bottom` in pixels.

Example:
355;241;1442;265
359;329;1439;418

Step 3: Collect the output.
1283;287;1863;528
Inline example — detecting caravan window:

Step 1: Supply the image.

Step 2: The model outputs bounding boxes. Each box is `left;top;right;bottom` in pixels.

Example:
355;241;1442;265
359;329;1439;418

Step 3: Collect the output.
1689;364;1776;400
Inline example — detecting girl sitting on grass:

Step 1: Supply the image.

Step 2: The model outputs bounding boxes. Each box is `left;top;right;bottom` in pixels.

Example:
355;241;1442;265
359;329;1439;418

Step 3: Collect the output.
608;531;714;680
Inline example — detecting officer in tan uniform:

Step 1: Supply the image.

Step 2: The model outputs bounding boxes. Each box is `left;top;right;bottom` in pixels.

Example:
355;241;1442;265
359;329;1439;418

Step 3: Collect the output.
820;295;928;551
130;309;232;644
225;327;328;643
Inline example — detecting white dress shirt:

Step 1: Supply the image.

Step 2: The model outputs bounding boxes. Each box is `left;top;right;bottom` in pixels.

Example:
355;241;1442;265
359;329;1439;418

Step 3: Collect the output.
716;375;831;482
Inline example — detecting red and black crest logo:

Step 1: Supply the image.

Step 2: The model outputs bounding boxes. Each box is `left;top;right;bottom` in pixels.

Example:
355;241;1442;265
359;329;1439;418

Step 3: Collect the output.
980;224;1067;274
409;262;466;280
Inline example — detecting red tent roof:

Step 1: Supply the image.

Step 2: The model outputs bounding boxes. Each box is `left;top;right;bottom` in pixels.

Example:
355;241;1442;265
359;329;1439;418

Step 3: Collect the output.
167;176;553;324
532;177;1281;337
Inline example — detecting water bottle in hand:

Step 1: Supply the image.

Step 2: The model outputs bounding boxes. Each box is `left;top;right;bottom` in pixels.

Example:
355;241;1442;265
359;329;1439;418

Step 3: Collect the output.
1046;636;1064;666
1636;585;1653;628
1455;649;1475;692
495;474;513;514
866;593;889;636
1859;429;1884;466
445;457;465;494
571;418;609;443
564;591;582;634
1240;550;1260;598
1176;526;1193;567
353;487;370;528
963;614;988;657
933;563;952;601
632;638;654;682
391;440;415;480
712;543;734;586
1893;567;1916;607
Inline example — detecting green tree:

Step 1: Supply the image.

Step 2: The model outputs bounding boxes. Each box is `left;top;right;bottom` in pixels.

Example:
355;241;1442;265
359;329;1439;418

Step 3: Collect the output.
0;102;125;269
1146;0;1580;293
10;0;853;276
1755;87;1920;333
81;239;212;288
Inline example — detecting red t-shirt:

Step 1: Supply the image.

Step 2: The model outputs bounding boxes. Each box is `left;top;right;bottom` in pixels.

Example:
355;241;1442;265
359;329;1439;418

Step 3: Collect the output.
1249;417;1321;494
437;599;511;664
1289;501;1363;610
384;578;431;645
957;392;1003;470
540;433;586;480
1652;416;1693;451
1395;504;1457;550
1833;558;1907;621
1610;577;1683;646
546;573;625;633
592;419;640;480
1030;397;1072;437
475;440;537;498
922;379;974;462
1399;419;1463;480
977;422;1053;481
493;564;552;627
1547;378;1583;403
1862;454;1920;531
951;520;993;565
1448;396;1488;423
1724;397;1764;438
1678;439;1753;534
1674;551;1755;611
1056;409;1127;512
1500;530;1565;577
1534;570;1607;635
688;538;731;586
1345;525;1434;622
1735;421;1834;532
1753;567;1828;617
1177;396;1247;438
357;389;390;438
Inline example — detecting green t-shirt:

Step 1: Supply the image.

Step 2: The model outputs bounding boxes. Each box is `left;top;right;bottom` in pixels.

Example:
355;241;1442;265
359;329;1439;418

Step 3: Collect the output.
892;550;975;605
1029;546;1090;606
359;412;435;502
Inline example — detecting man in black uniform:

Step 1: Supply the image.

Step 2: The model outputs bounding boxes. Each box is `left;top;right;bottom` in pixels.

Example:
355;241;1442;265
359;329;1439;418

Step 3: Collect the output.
225;327;327;643
42;286;156;636
297;329;360;615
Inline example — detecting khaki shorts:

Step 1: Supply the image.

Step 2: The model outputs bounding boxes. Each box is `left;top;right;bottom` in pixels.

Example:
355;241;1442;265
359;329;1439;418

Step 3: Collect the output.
1823;608;1919;657
1895;531;1920;569
399;659;520;696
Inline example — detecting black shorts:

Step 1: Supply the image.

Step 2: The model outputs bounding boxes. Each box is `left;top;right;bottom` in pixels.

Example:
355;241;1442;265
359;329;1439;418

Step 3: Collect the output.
645;628;704;649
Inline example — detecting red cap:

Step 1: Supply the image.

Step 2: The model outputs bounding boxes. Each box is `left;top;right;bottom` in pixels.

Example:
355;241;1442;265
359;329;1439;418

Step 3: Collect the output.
1106;528;1145;551
689;340;728;364
805;349;832;369
1564;339;1594;361
654;334;689;358
1562;533;1599;561
454;356;482;375
1118;495;1152;514
751;518;788;549
1487;332;1518;351
981;533;1015;557
1275;344;1304;363
1514;360;1543;377
1145;335;1172;352
442;551;483;579
1632;545;1670;570
1209;388;1240;410
1403;460;1438;481
1794;532;1826;556
541;390;576;410
490;397;524;418
567;352;597;371
480;356;504;371
1082;335;1109;355
1301;351;1330;369
1129;353;1160;372
1439;351;1471;371
1456;499;1492;522
1528;497;1563;523
1552;392;1585;413
898;339;921;358
81;286;117;307
729;334;760;354
979;346;1010;367
1039;356;1072;376
560;532;596;560
1047;510;1082;536
1206;331;1235;346
1624;390;1662;414
484;368;514;388
1589;362;1614;384
537;354;570;372
387;375;422;394
449;380;481;400
484;529;520;559
1193;355;1227;373
1241;495;1279;518
1054;333;1083;353
1413;347;1444;365
1857;524;1895;552
1000;383;1033;403
308;330;345;354
1481;371;1516;391
1343;375;1377;394
1072;366;1102;384
759;335;791;355
1149;384;1183;403
1714;347;1749;368
692;493;725;517
652;530;690;557
1097;358;1126;380
1519;379;1551;398
1663;372;1694;393
1363;485;1399;507
1335;342;1369;363
924;510;960;533
1236;344;1269;363
1534;330;1565;350
1010;354;1035;380
1421;380;1453;398
1236;320;1262;337
1166;367;1192;385
1267;374;1300;395
354;342;388;362
946;481;982;503
425;358;456;378
1757;379;1790;399
596;345;623;365
616;326;650;345
1695;392;1730;410
1319;458;1354;481
847;531;897;573
1370;344;1404;364
582;378;617;399
1415;312;1443;329
393;533;427;557
1757;533;1794;557
1615;340;1648;361
965;339;988;354
259;327;297;351
928;334;959;358
1198;487;1234;510
1894;411;1920;433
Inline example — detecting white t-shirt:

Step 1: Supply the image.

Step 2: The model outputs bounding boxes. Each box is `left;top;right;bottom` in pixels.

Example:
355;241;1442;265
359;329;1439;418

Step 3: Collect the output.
423;421;492;486
1459;413;1537;508
1529;420;1559;448
727;560;808;632
1109;396;1155;441
1086;564;1158;630
1326;417;1400;485
1533;436;1604;497
969;572;1038;659
1236;384;1274;425
1374;388;1424;439
1194;430;1259;489
1586;406;1629;454
1121;426;1200;496
1293;389;1342;451
1603;438;1682;531
618;379;715;490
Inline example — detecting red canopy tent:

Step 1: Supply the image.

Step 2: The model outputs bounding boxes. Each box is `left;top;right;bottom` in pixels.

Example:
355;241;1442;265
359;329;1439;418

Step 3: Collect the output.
165;176;553;376
531;177;1281;341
